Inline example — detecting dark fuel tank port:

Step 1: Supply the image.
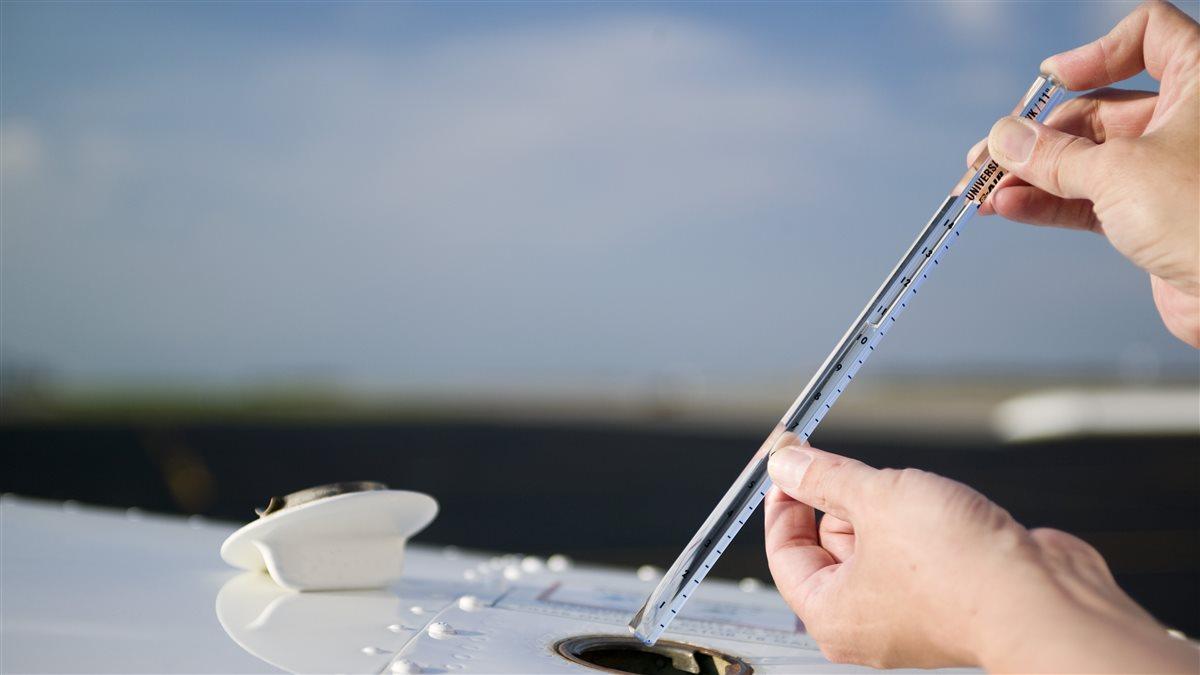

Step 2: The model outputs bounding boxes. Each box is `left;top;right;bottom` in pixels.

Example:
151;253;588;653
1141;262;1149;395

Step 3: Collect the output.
555;635;752;675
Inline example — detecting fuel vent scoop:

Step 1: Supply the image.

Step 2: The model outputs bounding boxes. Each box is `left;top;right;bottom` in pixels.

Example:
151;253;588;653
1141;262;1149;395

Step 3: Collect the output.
221;482;438;591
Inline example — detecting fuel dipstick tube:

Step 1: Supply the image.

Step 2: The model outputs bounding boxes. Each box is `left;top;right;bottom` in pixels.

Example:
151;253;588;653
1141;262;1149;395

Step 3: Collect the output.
629;73;1066;647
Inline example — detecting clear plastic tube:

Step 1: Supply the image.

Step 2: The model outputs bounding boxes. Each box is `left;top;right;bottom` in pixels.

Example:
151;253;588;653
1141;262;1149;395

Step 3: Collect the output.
629;74;1066;646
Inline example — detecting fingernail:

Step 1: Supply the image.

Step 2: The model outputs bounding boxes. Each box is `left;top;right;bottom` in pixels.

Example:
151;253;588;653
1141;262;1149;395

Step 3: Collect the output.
769;446;814;490
990;117;1036;163
1039;57;1061;82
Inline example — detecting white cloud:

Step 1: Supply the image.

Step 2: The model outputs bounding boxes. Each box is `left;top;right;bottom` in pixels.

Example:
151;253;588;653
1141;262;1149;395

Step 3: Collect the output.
220;19;880;248
0;121;42;180
1;17;897;382
915;0;1011;46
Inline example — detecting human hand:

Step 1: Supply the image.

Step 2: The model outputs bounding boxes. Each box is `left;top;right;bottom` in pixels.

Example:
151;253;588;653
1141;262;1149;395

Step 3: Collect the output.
764;441;1197;672
972;0;1200;348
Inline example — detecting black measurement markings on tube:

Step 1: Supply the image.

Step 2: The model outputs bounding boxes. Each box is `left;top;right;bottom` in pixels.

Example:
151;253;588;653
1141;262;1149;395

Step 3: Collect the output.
1023;88;1053;120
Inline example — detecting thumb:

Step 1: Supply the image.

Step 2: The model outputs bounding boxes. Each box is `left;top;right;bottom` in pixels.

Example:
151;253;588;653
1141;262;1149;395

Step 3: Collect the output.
987;115;1105;201
767;445;878;521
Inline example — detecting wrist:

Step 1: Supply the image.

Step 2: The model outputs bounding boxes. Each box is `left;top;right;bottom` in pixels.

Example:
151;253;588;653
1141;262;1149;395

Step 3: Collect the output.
972;572;1089;672
967;554;1067;669
969;553;1191;673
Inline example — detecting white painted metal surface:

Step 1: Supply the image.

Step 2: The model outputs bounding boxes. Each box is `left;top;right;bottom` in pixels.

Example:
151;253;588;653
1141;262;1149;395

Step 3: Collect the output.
1;495;974;673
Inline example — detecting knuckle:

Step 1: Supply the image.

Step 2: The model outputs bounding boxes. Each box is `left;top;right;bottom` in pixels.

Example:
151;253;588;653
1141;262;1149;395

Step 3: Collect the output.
1032;527;1105;563
1029;526;1070;544
963;490;1015;534
1045;95;1089;131
811;461;851;511
864;467;900;505
1028;527;1069;562
803;456;880;512
1071;199;1101;233
811;458;849;502
1040;134;1092;194
797;464;828;511
987;515;1031;557
1087;96;1106;142
874;467;904;489
879;466;924;492
1142;0;1170;18
866;467;928;508
957;486;997;518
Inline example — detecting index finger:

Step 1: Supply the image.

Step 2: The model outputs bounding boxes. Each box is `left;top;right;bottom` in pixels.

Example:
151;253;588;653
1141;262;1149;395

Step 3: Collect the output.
1043;0;1200;90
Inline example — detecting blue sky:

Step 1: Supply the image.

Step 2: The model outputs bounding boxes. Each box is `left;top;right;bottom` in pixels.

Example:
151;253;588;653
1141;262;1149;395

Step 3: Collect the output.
2;1;1197;391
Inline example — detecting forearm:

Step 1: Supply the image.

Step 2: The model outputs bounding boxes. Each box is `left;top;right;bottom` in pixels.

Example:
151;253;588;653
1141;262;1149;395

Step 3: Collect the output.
975;568;1197;673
